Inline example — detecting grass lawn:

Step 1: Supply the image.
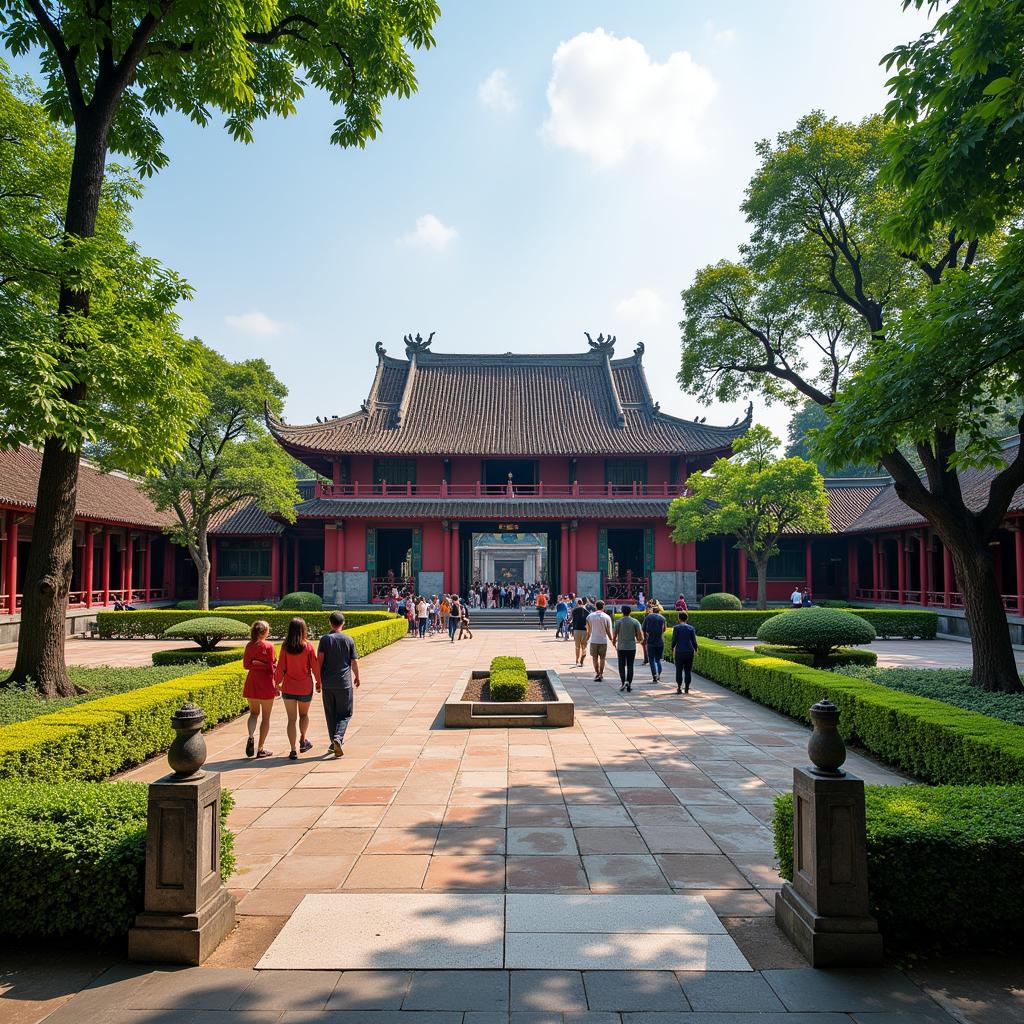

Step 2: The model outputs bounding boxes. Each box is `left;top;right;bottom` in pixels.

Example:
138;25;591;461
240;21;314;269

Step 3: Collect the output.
0;664;206;726
834;666;1024;727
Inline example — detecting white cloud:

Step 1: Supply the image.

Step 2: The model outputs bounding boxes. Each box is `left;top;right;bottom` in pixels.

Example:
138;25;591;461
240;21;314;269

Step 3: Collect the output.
705;19;737;46
224;311;287;335
398;213;459;252
478;69;517;112
543;27;717;166
615;287;664;324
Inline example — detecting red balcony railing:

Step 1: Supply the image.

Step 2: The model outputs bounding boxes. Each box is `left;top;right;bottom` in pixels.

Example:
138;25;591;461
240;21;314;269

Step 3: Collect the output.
604;573;649;603
315;481;687;500
0;588;168;614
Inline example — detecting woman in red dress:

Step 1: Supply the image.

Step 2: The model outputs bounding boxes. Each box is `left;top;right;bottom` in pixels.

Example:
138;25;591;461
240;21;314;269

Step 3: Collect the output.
243;620;277;759
275;617;322;760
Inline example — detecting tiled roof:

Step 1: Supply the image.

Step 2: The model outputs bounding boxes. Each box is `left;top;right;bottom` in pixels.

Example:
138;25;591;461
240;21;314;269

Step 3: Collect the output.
0;445;173;529
268;343;752;459
209;501;285;536
824;479;890;532
293;497;675;520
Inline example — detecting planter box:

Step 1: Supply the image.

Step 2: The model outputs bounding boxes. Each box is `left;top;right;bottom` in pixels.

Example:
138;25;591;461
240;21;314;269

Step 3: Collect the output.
444;670;574;728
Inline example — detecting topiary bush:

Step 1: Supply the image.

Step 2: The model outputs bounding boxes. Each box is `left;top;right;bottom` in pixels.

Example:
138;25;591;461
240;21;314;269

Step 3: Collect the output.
489;656;529;701
162;617;252;651
756;607;875;667
176;600;199;610
0;781;234;941
152;647;246;667
699;592;742;610
278;591;323;611
753;643;877;668
773;785;1024;947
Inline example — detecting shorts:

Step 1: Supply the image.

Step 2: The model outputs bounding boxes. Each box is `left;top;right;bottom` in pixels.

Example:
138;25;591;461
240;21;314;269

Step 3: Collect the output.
590;642;608;657
281;692;313;703
573;629;587;642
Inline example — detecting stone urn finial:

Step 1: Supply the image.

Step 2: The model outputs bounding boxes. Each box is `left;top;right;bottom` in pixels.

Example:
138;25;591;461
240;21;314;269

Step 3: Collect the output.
807;698;846;777
168;703;207;779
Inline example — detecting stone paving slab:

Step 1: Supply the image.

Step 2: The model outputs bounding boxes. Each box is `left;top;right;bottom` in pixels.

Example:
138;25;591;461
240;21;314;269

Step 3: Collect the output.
506;895;724;935
505;934;751;971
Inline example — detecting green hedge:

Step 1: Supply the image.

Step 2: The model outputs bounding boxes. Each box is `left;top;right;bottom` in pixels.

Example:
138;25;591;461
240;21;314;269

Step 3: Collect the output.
0;617;408;782
773;785;1024;945
151;647;246;667
98;608;395;639
688;640;1024;785
278;591;323;611
489;656;528;702
753;644;877;668
0;781;234;941
212;604;275;612
849;609;936;640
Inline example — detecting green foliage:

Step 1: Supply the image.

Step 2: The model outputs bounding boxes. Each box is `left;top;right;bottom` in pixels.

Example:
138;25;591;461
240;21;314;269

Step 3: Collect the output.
852;608;936;639
176;600;199;610
213;604;275;611
278;591;324;611
97;609;393;639
668;427;831;609
753;644;877;668
686;639;1024;785
488;656;529;702
785;398;885;477
755;607;876;665
162;616;251;651
699;592;742;610
0;664;204;726
0;781;234;940
151;647;246;668
833;666;1024;727
773;785;1024;946
0;63;204;466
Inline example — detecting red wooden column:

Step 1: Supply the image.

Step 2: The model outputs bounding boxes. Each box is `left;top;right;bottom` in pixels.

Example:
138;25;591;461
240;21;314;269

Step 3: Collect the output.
164;541;176;601
124;534;134;599
896;533;906;604
5;513;18;615
1015;523;1024;616
142;535;152;603
271;536;281;599
737;548;747;602
101;529;111;606
847;539;858;601
569;521;578;595
943;544;953;606
560;522;569;593
450;522;460;595
869;538;878;599
918;533;929;606
443;522;451;592
84;527;95;607
804;538;813;591
337;522;347;573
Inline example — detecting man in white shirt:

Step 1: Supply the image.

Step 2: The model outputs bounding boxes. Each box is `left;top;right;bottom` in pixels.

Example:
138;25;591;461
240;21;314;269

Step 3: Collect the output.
584;599;616;682
790;587;804;608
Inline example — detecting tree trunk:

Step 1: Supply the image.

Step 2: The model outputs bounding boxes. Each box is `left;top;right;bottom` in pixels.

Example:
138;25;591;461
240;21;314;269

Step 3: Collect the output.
8;116;111;697
754;556;768;610
946;534;1022;693
191;530;211;611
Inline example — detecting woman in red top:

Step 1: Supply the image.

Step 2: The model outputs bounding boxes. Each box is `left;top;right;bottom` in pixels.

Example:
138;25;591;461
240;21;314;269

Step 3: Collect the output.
275;617;322;760
243;620;277;759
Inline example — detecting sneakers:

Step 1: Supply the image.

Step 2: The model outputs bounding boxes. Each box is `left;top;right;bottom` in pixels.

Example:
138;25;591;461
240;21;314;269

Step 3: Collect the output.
330;740;344;758
619;683;625;691
245;736;255;758
676;686;683;694
626;684;632;692
299;739;313;753
289;749;298;760
255;749;273;758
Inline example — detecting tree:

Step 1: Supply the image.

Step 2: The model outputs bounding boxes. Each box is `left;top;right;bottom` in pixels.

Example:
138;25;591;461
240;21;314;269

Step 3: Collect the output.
142;347;299;611
0;63;203;696
668;426;831;609
679;106;1024;693
786;400;881;477
0;1;438;695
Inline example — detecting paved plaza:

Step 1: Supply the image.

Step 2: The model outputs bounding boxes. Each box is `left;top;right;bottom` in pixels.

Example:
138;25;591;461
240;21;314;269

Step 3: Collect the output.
3;629;1022;1023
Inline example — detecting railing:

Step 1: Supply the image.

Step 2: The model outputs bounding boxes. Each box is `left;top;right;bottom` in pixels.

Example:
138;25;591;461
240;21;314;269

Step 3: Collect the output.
371;575;415;603
316;481;687;500
604;573;650;603
0;588;170;613
856;587;1021;611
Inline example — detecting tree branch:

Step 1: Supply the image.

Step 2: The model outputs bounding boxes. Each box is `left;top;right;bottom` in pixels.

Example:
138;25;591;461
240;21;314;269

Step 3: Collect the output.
26;0;86;119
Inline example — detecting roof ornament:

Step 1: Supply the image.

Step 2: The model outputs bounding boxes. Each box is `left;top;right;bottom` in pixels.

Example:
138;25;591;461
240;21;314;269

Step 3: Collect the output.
743;399;754;424
404;331;434;356
375;340;387;360
584;331;616;355
634;341;645;358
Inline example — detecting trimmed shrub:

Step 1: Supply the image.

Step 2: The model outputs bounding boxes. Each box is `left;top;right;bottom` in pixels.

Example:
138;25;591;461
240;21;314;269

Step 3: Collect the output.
163;617;252;651
756;607;875;667
489;656;529;702
833;666;1024;727
278;591;323;611
773;785;1024;946
152;647;246;667
688;639;1024;785
699;592;742;610
97;609;394;639
753;644;877;668
176;600;199;609
212;604;275;612
0;781;234;940
848;609;937;639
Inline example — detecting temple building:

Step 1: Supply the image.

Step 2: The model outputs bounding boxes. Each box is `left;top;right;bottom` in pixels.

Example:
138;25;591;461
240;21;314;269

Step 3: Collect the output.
265;333;752;606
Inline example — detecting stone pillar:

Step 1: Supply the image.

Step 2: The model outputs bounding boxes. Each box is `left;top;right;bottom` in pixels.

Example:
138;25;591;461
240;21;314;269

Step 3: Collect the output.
775;699;883;967
129;704;236;964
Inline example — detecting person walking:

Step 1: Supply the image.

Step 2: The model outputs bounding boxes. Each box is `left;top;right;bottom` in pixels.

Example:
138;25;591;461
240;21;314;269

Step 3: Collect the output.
317;611;360;757
791;586;804;608
570;597;589;666
554;595;569;639
536;589;549;629
642;603;667;682
416;595;428;637
458;601;473;640
612;605;645;693
584;599;615;682
275;617;322;760
674;594;688;612
449;595;461;641
670;611;699;695
242;619;277;759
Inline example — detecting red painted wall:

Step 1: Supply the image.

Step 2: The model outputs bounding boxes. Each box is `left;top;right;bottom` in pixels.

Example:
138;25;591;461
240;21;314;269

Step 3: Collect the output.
538;457;569;485
574;458;604;486
212;579;276;602
417;458;444;486
350;455;374;487
575;523;598;571
450;458;481;486
344;520;366;572
422;520;445;572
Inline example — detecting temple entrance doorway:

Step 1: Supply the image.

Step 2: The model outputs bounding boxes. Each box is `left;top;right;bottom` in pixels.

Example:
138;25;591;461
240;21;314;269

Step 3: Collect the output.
605;527;648;602
458;522;561;597
374;528;414;599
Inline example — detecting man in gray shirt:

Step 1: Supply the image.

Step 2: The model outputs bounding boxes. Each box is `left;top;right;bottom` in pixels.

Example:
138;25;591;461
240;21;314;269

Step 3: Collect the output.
317;611;360;756
584;599;615;682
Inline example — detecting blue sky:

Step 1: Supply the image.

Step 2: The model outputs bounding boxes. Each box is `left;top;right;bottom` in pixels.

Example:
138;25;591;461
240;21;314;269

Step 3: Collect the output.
19;1;931;439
